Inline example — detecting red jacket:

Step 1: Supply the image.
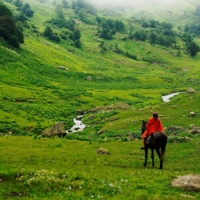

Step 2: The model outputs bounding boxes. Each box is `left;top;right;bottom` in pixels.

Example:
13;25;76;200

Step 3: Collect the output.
142;117;164;138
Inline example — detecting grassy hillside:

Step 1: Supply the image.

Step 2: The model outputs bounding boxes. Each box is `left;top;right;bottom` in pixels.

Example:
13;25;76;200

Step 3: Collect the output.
0;136;200;199
0;0;200;138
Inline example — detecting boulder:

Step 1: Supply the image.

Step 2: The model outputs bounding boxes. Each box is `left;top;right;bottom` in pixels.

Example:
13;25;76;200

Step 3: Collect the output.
187;88;196;94
168;126;184;131
97;148;110;155
172;175;200;192
97;130;107;135
190;112;196;117
42;122;66;137
190;127;200;134
77;109;84;115
86;76;92;81
57;66;70;70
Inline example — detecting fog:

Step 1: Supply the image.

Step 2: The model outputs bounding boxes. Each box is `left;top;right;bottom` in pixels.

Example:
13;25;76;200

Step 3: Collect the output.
86;0;198;12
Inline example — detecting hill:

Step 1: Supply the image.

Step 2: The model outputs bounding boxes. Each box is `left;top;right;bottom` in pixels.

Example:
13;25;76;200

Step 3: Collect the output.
0;0;200;139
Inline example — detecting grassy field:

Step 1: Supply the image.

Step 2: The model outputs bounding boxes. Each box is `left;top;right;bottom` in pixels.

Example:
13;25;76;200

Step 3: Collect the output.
0;1;200;199
0;0;199;137
0;136;200;199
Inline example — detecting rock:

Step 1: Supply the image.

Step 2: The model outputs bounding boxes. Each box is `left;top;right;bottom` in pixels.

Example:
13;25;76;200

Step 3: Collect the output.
190;112;196;117
57;66;70;70
86;76;92;81
76;116;82;120
42;122;66;137
190;127;200;134
187;88;196;94
168;126;184;131
172;175;200;192
97;130;106;135
77;110;84;115
97;148;110;155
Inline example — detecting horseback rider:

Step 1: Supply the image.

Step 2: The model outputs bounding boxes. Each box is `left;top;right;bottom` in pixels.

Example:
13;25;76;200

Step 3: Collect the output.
141;112;164;150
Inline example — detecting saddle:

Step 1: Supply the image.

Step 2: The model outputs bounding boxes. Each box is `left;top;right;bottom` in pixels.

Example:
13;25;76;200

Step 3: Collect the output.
146;135;152;144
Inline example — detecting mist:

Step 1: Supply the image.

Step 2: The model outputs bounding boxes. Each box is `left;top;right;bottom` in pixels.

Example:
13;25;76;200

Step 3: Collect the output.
85;0;199;12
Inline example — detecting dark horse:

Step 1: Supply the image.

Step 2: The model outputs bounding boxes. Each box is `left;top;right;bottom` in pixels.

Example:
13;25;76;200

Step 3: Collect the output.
142;120;167;169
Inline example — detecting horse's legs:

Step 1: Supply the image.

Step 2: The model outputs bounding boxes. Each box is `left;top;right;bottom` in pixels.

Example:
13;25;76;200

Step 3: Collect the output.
156;148;163;169
159;145;166;169
143;149;148;167
151;149;154;167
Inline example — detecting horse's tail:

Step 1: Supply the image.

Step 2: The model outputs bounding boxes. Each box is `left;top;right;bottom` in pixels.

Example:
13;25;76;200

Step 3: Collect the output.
160;133;167;161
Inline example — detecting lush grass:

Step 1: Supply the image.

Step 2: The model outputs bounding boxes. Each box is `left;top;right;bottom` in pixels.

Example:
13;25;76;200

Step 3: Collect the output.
0;136;200;199
0;0;200;137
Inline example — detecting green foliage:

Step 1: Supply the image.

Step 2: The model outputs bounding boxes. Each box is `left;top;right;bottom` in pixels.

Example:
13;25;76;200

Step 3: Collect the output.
186;41;199;57
72;0;96;15
62;0;69;8
0;4;12;16
0;5;24;48
55;4;64;20
43;26;60;42
46;18;75;31
22;4;34;17
13;0;23;7
43;26;52;37
97;17;125;40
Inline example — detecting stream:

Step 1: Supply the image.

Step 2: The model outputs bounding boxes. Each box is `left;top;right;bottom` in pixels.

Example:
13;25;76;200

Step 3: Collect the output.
67;92;183;133
66;115;86;133
162;92;182;102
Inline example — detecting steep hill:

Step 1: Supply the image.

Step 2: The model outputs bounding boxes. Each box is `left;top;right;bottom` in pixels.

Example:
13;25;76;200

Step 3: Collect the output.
0;0;200;137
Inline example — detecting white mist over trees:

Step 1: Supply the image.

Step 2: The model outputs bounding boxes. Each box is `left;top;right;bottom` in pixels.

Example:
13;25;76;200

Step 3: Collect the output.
85;0;199;12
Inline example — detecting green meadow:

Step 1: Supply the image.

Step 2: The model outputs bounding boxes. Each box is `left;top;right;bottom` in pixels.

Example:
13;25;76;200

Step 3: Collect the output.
0;0;200;199
0;136;200;199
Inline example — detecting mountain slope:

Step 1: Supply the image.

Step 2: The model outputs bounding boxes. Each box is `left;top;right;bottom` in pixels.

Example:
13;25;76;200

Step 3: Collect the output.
0;0;200;136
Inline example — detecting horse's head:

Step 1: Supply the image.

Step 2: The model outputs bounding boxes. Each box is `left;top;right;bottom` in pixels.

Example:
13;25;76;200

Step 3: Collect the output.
142;120;147;134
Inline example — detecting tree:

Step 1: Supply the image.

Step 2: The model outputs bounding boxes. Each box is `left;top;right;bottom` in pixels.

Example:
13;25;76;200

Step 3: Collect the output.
139;29;147;41
55;4;64;20
187;41;199;57
43;26;53;37
78;8;87;22
22;3;34;17
0;5;24;48
14;0;23;7
157;34;166;46
73;28;81;40
195;5;200;16
25;8;34;17
74;39;81;47
149;19;157;28
62;0;69;8
148;32;157;44
0;4;12;16
22;3;30;13
134;30;140;40
114;20;124;32
114;42;121;53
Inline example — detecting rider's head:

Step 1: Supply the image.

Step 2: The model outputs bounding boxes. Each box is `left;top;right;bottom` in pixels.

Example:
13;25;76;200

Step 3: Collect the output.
153;112;158;119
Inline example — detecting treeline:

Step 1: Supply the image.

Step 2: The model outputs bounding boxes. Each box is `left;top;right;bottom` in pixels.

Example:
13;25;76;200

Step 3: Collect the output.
184;5;200;37
130;19;199;57
5;0;34;17
130;20;176;47
97;17;125;39
44;2;82;47
0;4;24;48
